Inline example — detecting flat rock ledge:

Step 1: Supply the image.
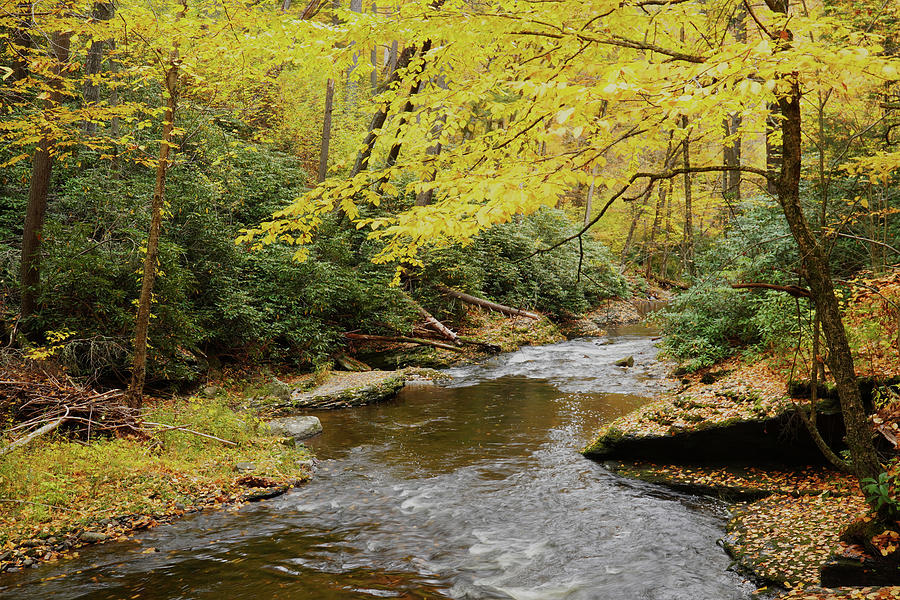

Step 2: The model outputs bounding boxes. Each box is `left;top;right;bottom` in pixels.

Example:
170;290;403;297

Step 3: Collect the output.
272;370;408;414
582;406;846;466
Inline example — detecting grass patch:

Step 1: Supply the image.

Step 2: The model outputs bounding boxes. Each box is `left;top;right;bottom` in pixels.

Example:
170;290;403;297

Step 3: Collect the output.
0;396;310;561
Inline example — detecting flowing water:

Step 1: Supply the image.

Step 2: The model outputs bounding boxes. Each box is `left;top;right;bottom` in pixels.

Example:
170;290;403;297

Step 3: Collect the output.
3;325;755;600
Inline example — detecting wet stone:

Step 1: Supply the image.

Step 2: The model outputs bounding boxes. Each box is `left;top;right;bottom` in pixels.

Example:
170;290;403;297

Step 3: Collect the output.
80;531;108;543
614;355;635;367
266;416;322;441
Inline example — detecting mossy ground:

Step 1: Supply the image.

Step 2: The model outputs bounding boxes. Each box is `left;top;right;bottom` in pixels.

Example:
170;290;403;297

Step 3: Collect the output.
584;357;797;453
0;395;311;573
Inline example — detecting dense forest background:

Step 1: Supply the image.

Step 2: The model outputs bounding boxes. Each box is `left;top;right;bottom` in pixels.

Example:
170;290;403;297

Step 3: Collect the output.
0;0;898;396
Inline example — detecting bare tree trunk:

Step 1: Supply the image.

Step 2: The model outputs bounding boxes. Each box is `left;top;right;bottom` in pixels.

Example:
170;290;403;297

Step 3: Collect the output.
109;40;120;139
435;284;540;319
352;44;420;175
21;32;71;323
344;0;363;105
723;113;741;201
722;9;744;205
660;178;673;278
127;58;179;410
317;78;335;183
9;0;33;83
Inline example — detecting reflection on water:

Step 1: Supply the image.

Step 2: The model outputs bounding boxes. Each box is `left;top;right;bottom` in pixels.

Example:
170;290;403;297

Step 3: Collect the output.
3;326;754;599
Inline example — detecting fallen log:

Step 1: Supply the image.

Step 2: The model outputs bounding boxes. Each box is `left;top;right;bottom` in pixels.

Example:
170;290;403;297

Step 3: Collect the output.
344;333;465;353
334;353;372;372
401;291;460;344
435;284;540;320
731;282;811;298
645;272;689;290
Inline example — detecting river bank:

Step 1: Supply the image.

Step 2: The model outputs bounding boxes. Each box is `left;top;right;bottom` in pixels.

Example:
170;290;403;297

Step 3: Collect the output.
0;382;315;575
1;323;756;599
584;354;900;598
0;294;650;578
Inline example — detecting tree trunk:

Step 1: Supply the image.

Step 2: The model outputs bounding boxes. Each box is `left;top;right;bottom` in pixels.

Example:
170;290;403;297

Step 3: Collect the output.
317;78;335;183
584;163;598;227
722;9;744;205
660;178;673;278
765;103;782;196
723;113;741;201
352;45;418;175
370;2;378;93
344;0;363;105
680;115;695;276
776;73;881;483
20;32;71;324
82;1;115;135
9;0;33;83
126;59;179;409
435;284;540;319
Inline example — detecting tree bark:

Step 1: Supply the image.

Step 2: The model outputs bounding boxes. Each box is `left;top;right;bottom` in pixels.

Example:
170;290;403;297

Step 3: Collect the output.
584;163;598;227
9;0;33;83
21;32;71;323
352;45;418;175
680;115;695;276
765;102;782;196
126;58;179;409
723;113;742;201
317;78;335;183
370;2;378;93
82;1;115;135
435;284;540;319
775;72;881;482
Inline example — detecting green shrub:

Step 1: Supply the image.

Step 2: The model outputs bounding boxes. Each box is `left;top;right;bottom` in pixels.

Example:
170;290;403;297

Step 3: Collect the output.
420;208;628;318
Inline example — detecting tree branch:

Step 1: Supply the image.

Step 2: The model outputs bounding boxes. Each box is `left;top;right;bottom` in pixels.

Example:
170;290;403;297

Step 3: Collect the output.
731;282;811;298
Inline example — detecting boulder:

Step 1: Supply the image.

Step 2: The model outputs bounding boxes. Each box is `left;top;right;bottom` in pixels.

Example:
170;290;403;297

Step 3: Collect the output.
266;416;322;441
614;355;634;367
79;531;108;543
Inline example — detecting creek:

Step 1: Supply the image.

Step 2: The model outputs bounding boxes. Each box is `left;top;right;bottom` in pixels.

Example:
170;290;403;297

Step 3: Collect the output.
4;325;755;599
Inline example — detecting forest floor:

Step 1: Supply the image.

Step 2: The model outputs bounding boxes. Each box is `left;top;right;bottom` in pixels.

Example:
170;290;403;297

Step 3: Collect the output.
0;376;313;574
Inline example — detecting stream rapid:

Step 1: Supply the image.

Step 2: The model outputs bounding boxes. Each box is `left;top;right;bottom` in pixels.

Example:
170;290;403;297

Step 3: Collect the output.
3;325;755;600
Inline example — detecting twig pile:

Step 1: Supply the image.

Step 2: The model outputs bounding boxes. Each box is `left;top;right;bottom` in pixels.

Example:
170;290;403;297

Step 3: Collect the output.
0;374;141;451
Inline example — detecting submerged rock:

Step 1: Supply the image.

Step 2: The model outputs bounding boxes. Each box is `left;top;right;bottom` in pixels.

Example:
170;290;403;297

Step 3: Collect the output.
266;416;323;441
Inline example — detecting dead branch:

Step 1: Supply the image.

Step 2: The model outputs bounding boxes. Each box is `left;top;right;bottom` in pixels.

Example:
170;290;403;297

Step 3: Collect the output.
344;333;466;352
0;406;69;456
435;284;541;320
143;422;238;446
